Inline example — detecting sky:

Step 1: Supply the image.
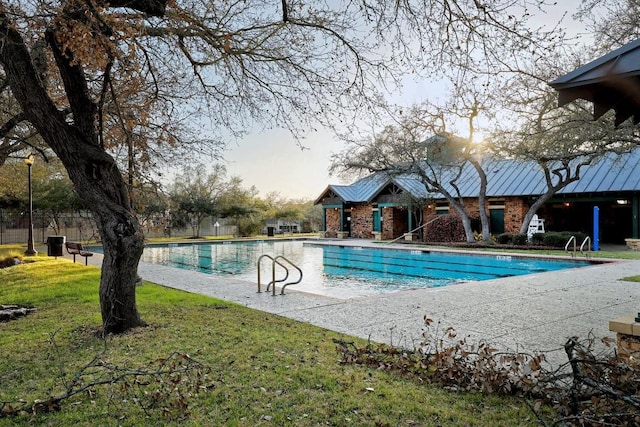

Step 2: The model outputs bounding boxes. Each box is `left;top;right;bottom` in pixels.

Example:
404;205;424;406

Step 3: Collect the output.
221;1;588;202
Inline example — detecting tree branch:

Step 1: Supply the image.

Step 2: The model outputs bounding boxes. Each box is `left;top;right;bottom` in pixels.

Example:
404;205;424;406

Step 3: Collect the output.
44;28;98;143
0;112;27;139
95;0;167;17
0;5;65;140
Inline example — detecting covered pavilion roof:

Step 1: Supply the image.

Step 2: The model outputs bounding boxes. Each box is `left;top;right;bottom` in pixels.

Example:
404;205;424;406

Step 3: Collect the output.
549;38;640;126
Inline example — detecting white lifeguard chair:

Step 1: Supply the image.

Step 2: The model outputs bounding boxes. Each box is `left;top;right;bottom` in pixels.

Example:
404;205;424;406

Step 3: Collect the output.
527;214;545;240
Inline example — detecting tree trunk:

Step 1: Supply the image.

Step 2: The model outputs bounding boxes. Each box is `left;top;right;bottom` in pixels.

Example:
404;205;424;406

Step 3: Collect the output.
449;199;475;242
0;9;146;334
518;162;585;235
519;192;554;235
49;136;147;334
469;159;491;241
41;132;147;334
97;209;146;334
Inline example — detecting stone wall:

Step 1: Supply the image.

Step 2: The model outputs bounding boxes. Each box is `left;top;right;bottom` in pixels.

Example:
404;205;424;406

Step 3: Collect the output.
504;197;528;234
351;204;373;238
325;208;340;237
322;196;532;239
462;198;481;218
420;197;530;239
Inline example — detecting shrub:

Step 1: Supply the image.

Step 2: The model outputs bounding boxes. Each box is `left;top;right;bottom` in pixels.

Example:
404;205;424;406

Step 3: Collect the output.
530;232;545;246
572;231;590;246
542;231;590;248
511;233;528;245
496;233;513;244
542;232;568;247
424;214;468;242
236;217;263;237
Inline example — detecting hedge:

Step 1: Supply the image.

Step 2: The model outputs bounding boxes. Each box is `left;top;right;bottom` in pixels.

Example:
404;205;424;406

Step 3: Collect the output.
512;233;528;245
542;231;589;248
496;233;513;244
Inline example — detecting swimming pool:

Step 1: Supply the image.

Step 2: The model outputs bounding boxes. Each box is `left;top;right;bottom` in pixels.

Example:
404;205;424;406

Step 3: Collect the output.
138;240;595;298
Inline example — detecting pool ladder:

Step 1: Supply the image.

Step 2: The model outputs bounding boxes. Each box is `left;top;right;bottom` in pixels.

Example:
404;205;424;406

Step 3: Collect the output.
565;236;592;258
257;254;303;295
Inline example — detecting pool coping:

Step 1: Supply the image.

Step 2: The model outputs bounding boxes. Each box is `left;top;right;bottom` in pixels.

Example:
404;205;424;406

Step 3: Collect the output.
308;238;614;263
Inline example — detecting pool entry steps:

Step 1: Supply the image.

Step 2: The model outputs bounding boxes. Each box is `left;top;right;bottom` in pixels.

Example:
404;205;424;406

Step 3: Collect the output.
256;254;303;295
565;235;592;258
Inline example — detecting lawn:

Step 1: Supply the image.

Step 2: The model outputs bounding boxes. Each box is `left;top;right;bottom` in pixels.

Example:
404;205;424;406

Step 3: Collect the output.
0;253;543;426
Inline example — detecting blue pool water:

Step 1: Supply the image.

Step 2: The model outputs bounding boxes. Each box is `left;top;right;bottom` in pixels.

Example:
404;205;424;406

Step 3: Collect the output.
137;240;595;298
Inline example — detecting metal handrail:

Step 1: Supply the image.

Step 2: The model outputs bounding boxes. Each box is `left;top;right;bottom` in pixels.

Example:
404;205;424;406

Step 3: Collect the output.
256;254;302;296
257;254;289;295
275;255;303;295
580;236;591;257
565;236;576;257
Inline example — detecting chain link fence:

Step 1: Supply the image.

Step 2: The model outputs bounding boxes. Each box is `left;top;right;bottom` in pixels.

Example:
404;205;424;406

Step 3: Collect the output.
0;210;236;245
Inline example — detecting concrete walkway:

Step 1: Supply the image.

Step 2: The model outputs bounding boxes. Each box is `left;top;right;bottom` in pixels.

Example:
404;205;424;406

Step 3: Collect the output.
63;240;640;369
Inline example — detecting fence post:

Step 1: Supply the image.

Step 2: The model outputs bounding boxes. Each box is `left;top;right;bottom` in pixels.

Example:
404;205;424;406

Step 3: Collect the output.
40;212;45;244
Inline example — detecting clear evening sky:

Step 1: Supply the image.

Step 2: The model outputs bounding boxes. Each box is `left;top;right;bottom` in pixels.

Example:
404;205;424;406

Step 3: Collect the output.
222;1;586;201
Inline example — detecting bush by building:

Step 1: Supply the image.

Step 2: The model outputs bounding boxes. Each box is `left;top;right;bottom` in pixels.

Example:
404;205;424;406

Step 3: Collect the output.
496;233;513;244
512;233;528;245
424;214;469;242
542;231;589;248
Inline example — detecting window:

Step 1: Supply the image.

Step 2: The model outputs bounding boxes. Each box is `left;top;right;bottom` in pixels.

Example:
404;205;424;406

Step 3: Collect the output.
435;202;449;215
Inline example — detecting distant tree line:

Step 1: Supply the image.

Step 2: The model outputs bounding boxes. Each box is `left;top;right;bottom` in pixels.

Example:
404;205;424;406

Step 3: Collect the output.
0;159;322;239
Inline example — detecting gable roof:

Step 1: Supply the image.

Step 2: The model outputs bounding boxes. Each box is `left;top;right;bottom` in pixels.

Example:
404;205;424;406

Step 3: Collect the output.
314;173;390;204
316;148;640;204
549;38;640;125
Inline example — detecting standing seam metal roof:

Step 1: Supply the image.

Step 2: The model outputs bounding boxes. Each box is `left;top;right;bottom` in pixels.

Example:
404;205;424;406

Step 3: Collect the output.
317;148;640;203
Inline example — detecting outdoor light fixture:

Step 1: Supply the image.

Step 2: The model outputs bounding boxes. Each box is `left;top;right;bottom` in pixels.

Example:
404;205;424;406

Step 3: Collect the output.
24;154;37;256
617;199;630;205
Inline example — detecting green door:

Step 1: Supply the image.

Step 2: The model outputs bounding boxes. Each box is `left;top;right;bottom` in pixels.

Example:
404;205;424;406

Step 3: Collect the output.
490;209;505;234
373;210;381;232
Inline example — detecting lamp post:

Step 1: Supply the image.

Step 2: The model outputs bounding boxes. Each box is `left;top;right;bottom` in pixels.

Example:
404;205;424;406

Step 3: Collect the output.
24;154;37;256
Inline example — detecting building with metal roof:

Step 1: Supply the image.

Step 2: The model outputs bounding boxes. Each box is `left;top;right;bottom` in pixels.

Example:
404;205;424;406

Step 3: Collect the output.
315;148;640;243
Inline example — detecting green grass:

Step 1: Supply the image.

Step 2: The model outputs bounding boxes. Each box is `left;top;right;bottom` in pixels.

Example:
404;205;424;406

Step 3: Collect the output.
0;256;544;426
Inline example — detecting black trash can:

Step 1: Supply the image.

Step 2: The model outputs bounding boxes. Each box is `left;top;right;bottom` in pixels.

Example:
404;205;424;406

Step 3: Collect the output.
47;236;65;257
267;227;275;237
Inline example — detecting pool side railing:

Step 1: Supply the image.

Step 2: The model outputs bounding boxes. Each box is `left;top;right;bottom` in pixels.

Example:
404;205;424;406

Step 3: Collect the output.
580;236;592;258
257;254;303;295
565;235;592;258
565;236;576;256
277;256;303;295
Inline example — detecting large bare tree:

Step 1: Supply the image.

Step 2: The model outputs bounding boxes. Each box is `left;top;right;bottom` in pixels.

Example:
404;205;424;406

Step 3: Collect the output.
491;50;640;234
0;0;562;333
331;99;491;243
